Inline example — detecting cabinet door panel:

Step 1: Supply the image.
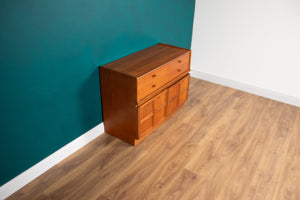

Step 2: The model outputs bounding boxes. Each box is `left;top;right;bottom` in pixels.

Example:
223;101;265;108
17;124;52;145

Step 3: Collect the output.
167;97;179;116
139;116;153;138
168;82;180;101
138;74;190;141
178;90;188;106
139;100;153;120
154;107;166;125
180;75;190;91
154;90;167;110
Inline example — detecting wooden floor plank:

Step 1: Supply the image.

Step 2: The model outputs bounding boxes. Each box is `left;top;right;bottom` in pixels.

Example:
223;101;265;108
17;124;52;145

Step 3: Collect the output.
7;77;300;200
100;124;197;200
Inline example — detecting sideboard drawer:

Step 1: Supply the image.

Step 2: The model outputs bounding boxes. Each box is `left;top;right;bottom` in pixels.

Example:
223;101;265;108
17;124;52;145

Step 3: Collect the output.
137;53;190;101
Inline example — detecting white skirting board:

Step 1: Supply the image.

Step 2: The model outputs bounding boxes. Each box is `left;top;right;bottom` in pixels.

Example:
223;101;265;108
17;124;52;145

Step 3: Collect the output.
0;123;104;200
190;69;300;108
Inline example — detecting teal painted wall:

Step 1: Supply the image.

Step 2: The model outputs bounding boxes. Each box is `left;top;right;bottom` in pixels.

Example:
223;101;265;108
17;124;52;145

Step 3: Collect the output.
0;0;195;185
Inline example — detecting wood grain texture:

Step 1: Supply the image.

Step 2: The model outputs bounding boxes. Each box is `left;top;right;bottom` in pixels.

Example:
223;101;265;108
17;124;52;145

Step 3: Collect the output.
138;90;167;139
99;67;137;144
101;43;190;78
7;77;300;200
100;43;190;145
167;75;190;116
136;52;189;101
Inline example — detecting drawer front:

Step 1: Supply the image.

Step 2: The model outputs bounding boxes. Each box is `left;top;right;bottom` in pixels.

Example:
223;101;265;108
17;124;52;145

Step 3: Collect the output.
137;53;190;101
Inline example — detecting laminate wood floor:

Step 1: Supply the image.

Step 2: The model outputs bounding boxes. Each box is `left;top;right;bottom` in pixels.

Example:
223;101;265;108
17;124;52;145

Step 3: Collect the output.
7;77;300;200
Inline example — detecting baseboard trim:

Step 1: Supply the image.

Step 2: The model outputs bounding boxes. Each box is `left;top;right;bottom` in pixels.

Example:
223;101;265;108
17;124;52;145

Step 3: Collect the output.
190;69;300;107
0;123;104;200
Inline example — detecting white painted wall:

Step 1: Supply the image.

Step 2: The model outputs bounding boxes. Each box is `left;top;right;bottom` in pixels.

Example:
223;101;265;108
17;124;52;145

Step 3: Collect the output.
191;0;300;106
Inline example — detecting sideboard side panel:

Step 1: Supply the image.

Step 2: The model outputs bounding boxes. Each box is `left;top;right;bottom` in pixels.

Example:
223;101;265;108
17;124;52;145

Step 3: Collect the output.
99;68;137;145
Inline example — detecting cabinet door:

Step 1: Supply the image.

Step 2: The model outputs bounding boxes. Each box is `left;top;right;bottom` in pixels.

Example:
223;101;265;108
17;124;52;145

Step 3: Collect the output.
179;74;190;92
137;75;189;139
154;90;167;110
166;75;190;116
154;107;166;125
138;100;154;139
139;116;153;139
153;90;167;125
137;90;167;139
168;81;180;100
178;75;190;105
178;89;188;106
167;96;179;116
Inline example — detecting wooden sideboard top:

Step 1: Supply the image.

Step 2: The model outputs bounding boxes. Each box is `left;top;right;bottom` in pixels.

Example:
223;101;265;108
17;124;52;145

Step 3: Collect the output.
101;43;190;78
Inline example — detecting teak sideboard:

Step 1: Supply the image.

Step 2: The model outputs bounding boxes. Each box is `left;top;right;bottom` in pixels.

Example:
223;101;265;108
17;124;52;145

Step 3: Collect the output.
99;43;191;145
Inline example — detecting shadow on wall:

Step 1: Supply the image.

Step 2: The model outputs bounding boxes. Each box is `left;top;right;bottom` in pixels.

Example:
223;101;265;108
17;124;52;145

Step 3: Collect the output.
79;35;156;136
79;67;102;133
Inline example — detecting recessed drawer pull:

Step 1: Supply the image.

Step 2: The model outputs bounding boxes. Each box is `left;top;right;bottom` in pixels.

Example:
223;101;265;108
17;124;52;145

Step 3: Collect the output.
152;74;156;78
177;69;181;72
178;60;182;63
152;84;156;88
